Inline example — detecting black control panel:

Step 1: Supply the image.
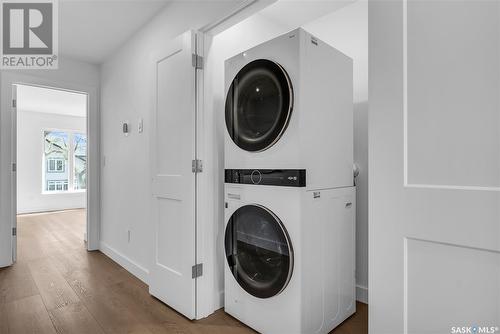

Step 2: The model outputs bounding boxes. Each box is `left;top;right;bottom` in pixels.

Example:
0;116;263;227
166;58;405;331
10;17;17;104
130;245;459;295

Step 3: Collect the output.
225;169;306;187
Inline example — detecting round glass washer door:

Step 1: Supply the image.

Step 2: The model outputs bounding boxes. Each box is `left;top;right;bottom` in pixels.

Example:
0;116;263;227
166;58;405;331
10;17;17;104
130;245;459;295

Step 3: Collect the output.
225;59;293;152
225;204;293;299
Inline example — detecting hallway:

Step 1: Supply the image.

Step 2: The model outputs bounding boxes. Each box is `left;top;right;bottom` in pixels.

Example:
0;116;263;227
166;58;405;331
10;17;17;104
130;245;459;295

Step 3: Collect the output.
0;210;367;333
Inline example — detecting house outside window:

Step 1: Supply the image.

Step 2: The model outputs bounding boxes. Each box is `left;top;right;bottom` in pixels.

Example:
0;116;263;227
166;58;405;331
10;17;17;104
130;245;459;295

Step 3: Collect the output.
47;158;65;173
44;130;86;193
47;180;69;191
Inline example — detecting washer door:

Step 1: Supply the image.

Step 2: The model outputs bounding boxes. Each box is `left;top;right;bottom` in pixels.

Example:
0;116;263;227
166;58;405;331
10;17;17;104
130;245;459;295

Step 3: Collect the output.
225;204;293;298
225;59;293;152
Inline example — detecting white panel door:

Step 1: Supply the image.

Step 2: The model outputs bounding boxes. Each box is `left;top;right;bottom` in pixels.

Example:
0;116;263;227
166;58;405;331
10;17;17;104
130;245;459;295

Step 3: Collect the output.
149;30;202;320
370;1;500;333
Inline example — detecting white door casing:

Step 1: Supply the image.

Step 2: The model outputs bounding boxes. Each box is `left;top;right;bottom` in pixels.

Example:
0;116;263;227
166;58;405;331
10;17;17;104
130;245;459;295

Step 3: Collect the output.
11;85;17;263
369;1;500;333
0;72;100;268
149;30;202;320
0;80;15;267
0;84;18;267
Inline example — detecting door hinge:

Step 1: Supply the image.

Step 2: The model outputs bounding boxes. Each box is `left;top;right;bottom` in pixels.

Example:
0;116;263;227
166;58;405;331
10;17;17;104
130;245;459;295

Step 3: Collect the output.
192;54;203;69
12;99;16;108
192;263;203;278
12;162;16;172
192;159;203;173
12;227;16;236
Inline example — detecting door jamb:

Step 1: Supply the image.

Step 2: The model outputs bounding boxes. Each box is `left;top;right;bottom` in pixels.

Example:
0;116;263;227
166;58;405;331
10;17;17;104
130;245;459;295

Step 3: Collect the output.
11;85;17;263
194;0;280;319
194;30;210;320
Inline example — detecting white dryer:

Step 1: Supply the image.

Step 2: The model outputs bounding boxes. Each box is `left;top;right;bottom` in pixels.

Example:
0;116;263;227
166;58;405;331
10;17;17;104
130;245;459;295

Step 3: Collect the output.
224;172;356;334
224;28;353;190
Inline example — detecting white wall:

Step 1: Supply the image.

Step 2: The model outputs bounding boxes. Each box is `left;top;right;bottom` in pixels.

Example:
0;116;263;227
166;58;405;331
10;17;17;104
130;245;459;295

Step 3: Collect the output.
2;57;100;87
304;0;369;303
17;111;86;214
99;0;251;284
206;0;368;304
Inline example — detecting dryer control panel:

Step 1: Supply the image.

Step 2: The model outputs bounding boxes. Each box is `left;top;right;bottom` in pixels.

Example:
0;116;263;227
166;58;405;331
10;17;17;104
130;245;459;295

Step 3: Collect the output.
225;169;306;187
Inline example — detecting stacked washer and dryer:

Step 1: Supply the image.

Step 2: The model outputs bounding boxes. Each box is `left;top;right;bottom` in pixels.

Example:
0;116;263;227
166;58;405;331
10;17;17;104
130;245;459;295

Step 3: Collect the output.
223;28;355;334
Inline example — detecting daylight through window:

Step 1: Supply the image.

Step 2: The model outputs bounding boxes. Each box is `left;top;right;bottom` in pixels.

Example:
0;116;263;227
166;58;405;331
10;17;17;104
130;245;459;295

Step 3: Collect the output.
44;130;86;192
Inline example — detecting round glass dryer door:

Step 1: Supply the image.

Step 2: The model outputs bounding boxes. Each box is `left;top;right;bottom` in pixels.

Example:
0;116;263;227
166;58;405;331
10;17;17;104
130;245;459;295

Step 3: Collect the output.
225;205;293;298
225;59;293;152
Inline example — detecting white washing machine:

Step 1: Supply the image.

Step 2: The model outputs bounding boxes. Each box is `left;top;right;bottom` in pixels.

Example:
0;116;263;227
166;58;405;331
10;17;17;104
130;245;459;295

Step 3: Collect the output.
224;174;356;334
224;28;353;190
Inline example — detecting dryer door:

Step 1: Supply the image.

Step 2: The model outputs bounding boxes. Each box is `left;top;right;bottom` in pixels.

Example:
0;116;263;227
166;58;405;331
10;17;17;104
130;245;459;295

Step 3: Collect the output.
225;204;293;298
225;59;293;152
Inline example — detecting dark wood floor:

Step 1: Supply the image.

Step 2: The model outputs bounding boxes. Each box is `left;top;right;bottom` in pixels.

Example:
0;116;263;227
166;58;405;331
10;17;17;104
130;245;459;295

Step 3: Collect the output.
0;210;367;334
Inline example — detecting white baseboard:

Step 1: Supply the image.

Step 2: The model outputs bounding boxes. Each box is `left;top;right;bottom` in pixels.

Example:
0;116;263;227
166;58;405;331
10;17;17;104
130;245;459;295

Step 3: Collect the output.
356;284;368;304
99;242;149;285
0;259;13;268
217;290;224;309
98;243;367;307
17;206;86;215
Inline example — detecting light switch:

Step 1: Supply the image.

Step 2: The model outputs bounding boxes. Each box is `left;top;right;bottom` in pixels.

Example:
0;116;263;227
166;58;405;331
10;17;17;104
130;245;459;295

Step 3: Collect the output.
123;121;129;136
138;118;144;133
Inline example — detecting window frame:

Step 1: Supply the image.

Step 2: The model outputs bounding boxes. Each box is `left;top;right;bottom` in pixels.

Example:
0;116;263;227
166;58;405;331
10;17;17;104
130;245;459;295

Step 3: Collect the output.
42;129;87;194
72;132;87;191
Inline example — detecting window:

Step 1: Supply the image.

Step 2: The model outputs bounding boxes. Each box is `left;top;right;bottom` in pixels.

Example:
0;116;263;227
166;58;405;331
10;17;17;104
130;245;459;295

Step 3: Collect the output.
73;133;87;190
47;180;69;191
43;130;86;192
47;158;65;173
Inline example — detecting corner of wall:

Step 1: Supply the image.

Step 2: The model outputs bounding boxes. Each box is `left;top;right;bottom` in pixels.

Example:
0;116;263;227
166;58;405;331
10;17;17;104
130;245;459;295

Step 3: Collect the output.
99;241;150;285
356;284;368;304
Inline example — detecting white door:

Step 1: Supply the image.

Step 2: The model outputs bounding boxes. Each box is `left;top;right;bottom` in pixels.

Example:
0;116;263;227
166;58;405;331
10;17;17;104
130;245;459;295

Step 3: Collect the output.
149;30;203;320
370;1;500;333
0;84;17;268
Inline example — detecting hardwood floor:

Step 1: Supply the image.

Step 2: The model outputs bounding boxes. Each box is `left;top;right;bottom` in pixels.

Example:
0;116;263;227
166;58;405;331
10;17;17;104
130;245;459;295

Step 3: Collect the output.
0;209;367;334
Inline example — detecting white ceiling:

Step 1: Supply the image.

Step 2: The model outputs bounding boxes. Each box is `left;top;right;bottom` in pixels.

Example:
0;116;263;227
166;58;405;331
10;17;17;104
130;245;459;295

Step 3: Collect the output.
59;0;171;64
58;0;354;65
17;84;87;117
259;0;354;29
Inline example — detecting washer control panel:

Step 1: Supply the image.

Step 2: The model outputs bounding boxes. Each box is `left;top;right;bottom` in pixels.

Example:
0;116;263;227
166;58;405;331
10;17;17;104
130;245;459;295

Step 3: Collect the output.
225;169;306;187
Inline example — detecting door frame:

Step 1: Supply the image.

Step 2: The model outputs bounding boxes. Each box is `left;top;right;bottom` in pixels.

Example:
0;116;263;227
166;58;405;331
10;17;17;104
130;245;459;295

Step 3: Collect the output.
194;0;280;319
194;31;209;319
1;71;100;260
